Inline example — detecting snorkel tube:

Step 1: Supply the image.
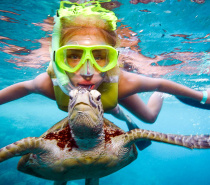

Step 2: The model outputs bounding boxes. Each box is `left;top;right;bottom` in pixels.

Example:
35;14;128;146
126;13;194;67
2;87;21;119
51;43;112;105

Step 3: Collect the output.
51;0;118;96
51;10;75;96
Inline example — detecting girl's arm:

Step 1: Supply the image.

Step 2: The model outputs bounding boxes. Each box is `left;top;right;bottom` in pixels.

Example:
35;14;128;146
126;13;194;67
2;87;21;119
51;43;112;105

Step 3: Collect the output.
118;70;207;103
0;72;54;105
119;93;163;123
118;70;209;122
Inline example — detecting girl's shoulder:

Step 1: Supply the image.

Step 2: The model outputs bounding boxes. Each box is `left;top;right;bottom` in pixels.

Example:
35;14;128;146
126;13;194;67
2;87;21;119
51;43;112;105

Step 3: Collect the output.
33;72;55;99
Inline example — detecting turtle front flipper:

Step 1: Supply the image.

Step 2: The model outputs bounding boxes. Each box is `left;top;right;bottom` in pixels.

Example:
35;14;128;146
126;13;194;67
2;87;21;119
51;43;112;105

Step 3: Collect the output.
115;129;210;149
85;178;99;185
0;137;45;162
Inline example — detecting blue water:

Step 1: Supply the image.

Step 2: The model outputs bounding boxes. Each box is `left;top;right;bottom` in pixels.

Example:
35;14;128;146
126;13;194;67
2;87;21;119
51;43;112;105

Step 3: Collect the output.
0;0;210;185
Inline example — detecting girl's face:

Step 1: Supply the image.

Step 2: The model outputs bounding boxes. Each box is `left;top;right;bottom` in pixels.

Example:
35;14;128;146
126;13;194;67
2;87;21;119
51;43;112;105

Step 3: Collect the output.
65;33;109;90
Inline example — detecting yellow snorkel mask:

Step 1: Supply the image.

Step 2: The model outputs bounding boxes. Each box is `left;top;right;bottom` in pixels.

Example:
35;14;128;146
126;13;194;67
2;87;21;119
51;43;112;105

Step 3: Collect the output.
51;1;118;95
55;45;118;73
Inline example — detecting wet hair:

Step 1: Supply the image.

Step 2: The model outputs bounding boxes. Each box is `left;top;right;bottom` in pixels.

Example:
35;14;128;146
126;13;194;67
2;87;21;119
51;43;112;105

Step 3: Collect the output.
59;14;119;47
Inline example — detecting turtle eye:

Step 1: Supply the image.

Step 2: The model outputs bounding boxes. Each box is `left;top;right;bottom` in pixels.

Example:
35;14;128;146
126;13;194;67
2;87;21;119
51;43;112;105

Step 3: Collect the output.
96;94;101;101
69;94;73;100
90;90;101;102
69;91;74;100
69;89;78;100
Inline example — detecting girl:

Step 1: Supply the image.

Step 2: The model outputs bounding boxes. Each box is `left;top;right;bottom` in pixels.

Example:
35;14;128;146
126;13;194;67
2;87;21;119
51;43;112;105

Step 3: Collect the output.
0;1;209;149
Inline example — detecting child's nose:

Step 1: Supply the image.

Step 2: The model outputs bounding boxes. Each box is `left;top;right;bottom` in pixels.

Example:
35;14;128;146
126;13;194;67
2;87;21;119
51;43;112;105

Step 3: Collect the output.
79;60;95;77
81;74;93;81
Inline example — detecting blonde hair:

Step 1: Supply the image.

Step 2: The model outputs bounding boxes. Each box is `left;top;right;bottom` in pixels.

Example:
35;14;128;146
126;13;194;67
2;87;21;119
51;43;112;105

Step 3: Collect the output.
59;15;119;47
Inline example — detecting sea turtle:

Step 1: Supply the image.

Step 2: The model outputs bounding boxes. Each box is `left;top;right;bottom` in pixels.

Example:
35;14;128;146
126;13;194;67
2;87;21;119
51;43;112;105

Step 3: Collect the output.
0;89;210;185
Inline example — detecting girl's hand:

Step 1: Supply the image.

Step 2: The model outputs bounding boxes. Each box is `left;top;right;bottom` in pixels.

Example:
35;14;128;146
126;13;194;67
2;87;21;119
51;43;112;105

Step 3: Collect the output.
205;89;210;104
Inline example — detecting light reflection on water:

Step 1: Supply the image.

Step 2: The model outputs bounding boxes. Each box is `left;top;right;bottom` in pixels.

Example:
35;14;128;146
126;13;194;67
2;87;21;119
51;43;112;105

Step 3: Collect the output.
0;0;209;80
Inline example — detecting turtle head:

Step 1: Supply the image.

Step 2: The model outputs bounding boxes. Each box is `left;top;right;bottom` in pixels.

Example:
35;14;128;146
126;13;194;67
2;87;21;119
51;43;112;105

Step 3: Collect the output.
68;89;104;140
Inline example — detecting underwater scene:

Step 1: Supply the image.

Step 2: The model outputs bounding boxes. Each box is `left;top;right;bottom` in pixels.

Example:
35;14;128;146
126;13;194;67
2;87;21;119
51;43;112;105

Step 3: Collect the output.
0;0;210;184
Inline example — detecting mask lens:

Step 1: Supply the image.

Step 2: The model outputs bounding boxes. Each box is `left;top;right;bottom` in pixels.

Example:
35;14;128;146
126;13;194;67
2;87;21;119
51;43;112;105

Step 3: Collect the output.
92;49;109;68
56;45;117;73
64;49;83;68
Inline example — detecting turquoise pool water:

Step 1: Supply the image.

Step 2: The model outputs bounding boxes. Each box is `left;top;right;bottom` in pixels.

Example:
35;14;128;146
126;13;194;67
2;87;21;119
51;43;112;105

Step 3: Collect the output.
0;0;210;184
